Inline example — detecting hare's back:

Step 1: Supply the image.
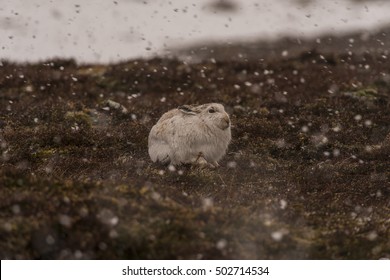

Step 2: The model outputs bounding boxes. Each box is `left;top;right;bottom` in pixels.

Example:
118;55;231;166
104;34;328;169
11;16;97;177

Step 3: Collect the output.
149;109;176;139
157;108;180;123
151;108;203;143
156;111;196;132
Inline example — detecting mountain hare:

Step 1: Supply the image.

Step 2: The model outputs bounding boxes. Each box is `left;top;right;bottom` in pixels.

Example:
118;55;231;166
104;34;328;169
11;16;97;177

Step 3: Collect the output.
148;103;231;167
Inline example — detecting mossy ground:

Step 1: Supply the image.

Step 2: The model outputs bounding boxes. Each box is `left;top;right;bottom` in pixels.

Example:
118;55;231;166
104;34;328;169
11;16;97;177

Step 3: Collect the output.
0;32;389;259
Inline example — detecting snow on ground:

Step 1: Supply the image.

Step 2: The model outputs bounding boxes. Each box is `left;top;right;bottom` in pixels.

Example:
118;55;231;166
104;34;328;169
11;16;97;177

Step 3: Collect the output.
1;0;390;63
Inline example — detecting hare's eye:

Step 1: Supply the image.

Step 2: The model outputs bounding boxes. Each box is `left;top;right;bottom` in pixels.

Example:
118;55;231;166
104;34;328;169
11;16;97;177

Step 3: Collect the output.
208;108;216;113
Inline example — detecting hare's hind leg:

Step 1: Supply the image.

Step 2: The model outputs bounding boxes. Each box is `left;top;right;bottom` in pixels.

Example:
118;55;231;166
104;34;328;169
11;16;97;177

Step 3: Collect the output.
194;152;204;163
191;152;206;166
192;152;217;168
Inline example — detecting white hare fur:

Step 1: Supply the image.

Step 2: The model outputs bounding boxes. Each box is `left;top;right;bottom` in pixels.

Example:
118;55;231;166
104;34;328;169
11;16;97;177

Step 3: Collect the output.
148;103;231;167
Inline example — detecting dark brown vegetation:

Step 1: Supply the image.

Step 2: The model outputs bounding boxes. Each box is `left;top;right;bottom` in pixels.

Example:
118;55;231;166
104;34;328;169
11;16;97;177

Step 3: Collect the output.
0;30;389;259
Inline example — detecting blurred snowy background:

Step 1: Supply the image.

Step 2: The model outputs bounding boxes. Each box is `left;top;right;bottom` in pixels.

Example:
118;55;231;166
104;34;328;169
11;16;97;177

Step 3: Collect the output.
1;0;390;63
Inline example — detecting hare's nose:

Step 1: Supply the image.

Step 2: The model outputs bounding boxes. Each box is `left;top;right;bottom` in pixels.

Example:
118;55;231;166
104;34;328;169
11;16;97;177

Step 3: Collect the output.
223;115;230;126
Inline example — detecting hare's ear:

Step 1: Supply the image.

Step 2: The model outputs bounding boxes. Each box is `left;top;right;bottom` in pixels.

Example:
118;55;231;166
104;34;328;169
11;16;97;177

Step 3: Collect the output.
178;105;198;115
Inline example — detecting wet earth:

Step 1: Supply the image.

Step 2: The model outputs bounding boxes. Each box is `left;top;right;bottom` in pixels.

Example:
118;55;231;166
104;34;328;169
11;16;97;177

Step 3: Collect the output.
0;28;389;259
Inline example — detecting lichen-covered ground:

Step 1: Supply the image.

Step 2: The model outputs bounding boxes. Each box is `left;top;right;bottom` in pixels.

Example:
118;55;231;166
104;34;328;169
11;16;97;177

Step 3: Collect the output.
0;30;389;260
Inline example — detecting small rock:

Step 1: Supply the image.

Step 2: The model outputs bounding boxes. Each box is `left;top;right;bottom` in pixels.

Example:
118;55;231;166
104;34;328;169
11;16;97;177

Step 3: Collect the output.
106;99;128;114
